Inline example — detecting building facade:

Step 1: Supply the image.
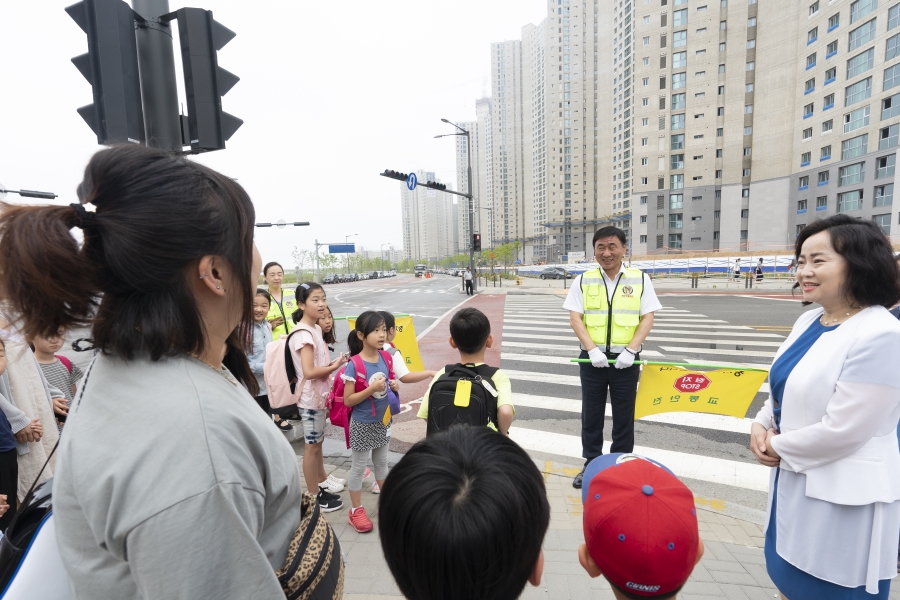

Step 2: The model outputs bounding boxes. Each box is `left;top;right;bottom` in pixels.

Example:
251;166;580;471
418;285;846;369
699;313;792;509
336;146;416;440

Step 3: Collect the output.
632;0;899;255
399;170;459;262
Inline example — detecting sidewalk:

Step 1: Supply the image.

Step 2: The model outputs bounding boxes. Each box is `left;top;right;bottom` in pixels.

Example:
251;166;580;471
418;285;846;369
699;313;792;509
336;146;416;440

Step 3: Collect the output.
295;438;801;600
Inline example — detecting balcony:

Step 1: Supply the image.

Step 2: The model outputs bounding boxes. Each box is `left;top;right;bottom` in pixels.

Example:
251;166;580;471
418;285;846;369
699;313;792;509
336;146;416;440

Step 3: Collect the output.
820;154;831;161
823;102;834;110
806;61;816;70
803;112;814;119
804;86;815;95
826;50;837;59
824;77;836;86
827;23;839;33
798;184;809;190
817;178;829;185
879;134;899;150
807;36;818;45
798;208;808;214
801;160;811;167
816;204;828;210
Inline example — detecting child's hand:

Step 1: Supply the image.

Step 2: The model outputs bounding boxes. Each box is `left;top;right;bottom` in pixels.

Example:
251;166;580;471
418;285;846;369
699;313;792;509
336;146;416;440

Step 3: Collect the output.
52;397;69;416
269;316;285;328
369;375;387;395
0;495;9;517
330;353;348;368
389;379;400;393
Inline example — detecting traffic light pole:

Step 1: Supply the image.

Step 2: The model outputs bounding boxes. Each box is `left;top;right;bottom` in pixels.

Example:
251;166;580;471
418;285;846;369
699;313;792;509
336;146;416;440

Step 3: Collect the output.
465;129;476;291
133;0;181;151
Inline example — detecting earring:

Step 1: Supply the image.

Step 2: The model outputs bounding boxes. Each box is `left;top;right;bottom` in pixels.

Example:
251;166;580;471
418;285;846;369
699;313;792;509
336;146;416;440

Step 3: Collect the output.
216;286;221;290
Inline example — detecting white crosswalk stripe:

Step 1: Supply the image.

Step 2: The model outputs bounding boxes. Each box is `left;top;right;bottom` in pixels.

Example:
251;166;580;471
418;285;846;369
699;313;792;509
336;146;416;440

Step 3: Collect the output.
501;295;781;494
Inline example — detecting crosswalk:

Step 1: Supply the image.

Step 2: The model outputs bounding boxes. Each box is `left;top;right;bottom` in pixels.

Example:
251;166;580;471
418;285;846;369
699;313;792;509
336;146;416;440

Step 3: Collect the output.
500;296;784;497
331;286;460;294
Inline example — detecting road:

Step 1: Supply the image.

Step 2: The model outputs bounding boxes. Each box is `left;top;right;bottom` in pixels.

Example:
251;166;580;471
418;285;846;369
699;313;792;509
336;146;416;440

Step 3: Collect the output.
500;292;814;521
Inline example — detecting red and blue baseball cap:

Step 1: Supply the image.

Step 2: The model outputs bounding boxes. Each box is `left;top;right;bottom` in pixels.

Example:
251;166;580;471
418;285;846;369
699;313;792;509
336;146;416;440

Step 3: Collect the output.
582;453;700;597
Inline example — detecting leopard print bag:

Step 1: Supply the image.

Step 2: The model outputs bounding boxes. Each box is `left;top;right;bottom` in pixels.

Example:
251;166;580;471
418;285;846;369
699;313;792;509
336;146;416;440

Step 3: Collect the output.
276;492;344;599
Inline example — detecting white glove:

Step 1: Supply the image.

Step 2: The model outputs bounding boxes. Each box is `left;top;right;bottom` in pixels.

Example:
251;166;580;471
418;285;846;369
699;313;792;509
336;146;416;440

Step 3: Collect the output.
614;349;636;369
588;347;608;368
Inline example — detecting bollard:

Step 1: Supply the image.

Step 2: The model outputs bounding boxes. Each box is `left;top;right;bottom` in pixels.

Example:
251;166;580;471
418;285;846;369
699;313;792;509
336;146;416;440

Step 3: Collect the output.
744;271;750;289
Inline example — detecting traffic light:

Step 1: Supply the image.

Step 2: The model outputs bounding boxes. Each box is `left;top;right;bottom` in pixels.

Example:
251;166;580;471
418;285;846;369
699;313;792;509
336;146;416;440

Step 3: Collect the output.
425;180;447;191
381;169;409;181
170;8;242;152
473;233;481;252
66;0;145;144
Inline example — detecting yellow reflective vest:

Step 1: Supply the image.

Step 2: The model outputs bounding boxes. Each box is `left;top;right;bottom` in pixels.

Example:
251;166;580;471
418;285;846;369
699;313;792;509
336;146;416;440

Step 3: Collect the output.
267;288;297;340
581;267;644;353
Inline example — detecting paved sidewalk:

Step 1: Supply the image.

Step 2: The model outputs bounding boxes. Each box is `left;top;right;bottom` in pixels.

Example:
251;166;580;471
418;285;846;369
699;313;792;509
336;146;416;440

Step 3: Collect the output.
290;439;900;600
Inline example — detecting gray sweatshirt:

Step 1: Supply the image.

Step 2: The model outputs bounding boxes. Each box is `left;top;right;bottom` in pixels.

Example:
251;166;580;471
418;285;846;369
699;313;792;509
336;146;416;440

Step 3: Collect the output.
53;353;303;599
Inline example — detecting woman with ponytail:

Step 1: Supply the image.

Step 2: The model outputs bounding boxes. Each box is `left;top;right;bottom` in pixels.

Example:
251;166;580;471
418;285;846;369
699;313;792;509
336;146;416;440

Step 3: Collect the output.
0;145;319;598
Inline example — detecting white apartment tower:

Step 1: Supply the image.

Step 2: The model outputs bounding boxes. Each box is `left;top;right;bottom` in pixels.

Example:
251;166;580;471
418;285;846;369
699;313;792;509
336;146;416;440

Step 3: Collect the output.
399;171;459;263
475;97;494;248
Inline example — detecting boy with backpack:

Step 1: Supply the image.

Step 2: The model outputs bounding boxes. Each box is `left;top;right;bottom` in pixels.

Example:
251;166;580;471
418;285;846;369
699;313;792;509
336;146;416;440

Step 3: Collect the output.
417;307;514;436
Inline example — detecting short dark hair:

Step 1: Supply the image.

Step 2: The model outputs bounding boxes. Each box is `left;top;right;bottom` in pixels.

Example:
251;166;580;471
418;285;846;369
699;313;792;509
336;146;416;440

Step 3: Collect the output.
379;310;396;331
795;214;900;308
449;308;491;354
592;226;627;247
379;426;550;600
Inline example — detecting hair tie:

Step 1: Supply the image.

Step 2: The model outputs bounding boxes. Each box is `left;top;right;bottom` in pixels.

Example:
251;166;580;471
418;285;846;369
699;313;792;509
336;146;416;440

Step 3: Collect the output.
300;283;310;290
70;203;96;229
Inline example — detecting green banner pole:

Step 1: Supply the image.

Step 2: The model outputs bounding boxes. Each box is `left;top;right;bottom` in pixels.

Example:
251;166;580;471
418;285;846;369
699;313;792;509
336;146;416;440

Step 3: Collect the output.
569;358;768;372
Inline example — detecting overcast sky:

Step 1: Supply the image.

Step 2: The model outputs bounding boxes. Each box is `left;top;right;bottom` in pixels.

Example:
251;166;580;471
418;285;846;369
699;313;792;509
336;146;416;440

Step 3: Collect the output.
0;0;546;268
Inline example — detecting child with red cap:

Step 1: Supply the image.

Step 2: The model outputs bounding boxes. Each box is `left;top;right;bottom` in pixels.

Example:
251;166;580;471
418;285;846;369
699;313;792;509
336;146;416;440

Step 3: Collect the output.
578;453;705;599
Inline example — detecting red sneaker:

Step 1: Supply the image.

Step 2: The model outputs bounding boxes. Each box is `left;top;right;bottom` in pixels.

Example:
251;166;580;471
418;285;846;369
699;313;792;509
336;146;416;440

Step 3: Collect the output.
348;506;374;533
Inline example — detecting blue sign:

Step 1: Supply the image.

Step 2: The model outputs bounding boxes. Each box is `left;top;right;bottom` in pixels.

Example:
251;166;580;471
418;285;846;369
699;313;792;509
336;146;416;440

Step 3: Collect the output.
515;260;521;265
328;244;356;254
407;172;417;190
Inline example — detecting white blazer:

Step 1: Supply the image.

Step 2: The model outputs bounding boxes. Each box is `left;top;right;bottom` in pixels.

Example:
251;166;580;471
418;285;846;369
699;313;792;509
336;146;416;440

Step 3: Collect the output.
754;306;900;506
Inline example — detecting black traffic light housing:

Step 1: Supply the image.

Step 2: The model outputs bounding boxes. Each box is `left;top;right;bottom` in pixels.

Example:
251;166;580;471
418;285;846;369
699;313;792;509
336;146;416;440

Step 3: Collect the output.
425;180;447;191
66;0;145;145
381;169;409;181
168;8;242;152
473;233;482;252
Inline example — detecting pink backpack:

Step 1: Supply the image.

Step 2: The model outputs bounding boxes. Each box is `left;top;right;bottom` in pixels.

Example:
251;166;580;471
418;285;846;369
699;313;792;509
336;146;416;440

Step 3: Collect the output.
264;329;303;409
328;350;395;448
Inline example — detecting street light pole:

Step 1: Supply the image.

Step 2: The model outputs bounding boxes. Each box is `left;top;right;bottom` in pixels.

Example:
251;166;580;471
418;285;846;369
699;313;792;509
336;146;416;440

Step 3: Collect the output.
345;233;357;274
438;119;476;291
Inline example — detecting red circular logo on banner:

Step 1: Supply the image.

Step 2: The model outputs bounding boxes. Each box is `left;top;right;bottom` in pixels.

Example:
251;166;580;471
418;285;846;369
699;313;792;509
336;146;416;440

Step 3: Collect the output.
673;374;711;393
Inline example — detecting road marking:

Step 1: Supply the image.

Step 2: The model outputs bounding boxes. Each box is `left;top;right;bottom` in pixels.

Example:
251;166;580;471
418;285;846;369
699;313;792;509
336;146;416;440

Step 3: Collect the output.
651;329;784;338
501;341;665;357
503;369;581;386
504;331;579;342
647;336;784;347
653;317;723;322
504;312;570;320
415;295;474;340
503;325;576;333
512;393;758;434
660;346;777;359
509;428;770;492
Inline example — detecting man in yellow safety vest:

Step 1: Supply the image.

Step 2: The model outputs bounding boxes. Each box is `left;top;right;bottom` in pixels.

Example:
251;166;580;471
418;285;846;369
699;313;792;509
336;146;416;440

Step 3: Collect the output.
564;226;661;489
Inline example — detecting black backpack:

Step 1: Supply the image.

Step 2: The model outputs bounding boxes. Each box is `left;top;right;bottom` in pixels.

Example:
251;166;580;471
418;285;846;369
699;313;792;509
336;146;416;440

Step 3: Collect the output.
426;364;500;436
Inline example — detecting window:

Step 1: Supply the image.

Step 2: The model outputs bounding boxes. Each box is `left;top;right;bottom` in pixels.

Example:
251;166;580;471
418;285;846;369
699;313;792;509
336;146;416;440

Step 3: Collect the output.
796;224;807;236
827;40;838;57
747;61;756;71
880;123;900;149
841;133;869;159
838;189;863;211
714;210;721;219
672;73;686;89
746;40;756;49
805;78;816;94
719;85;725;95
656;235;664;249
818;170;830;184
744;126;753;135
672;114;686;129
692;196;703;202
671;154;685;169
718;64;725;74
802;152;812;166
644;16;651;24
743;147;752;156
696;49;707;56
640;235;648;243
839;162;865;185
806;54;816;69
672;93;686;109
742;168;751;177
642;137;649;146
843;106;871;132
742;188;750;197
875;184;894;206
660;76;667;89
720;42;727;51
825;67;837;83
670;175;684;189
669;234;683;249
798;199;808;213
641;195;649;204
716;149;723;157
829;13;841;30
810;1;819;17
643;36;651;46
674;30;687;47
809;27;819;44
670;214;684;229
641;158;649;166
717;107;725;116
673;51;687;68
803;127;813;140
824;93;835;109
674;9;688;25
799;176;810;189
817;196;828;210
670;194;684;209
844;77;872;106
720;20;728;30
874;213;892;234
823;119;834;133
885;63;900;91
850;0;878;24
847;48;875;79
876;153;896;177
892;3;900;30
641;177;649;184
643;77;650;86
821;145;832;159
804;103;814;118
642;118;650;126
746;83;754;92
716;128;724;136
848;19;877;51
694;113;705;119
642;97;650;106
884;92;900;119
671;134;685;149
741;209;750;218
888;33;900;61
748;16;757;26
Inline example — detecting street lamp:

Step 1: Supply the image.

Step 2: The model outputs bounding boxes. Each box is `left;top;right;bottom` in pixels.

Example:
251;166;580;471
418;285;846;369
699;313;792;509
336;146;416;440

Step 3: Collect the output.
435;119;476;291
345;233;358;274
0;185;57;200
255;219;310;228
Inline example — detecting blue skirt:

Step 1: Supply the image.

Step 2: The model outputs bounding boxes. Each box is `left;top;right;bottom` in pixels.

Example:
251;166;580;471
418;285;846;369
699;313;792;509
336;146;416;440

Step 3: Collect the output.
766;470;892;600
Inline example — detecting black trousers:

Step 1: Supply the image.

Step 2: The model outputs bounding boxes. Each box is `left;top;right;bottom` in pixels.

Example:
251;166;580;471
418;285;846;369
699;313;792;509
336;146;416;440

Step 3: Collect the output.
0;449;18;532
465;280;473;295
578;349;641;464
254;395;271;416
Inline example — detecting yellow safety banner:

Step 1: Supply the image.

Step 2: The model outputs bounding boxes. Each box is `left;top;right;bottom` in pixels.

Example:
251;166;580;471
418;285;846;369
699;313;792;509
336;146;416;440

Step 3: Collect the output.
633;365;768;420
347;315;425;372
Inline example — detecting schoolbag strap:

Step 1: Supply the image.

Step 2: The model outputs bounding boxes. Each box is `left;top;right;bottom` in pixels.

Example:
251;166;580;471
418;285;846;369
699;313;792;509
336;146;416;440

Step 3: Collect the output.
284;328;303;394
350;355;368;392
378;349;395;381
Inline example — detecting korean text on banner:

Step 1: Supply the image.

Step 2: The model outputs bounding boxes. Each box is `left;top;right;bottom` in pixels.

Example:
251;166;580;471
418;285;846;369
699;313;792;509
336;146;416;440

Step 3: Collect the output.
348;315;424;372
634;364;768;420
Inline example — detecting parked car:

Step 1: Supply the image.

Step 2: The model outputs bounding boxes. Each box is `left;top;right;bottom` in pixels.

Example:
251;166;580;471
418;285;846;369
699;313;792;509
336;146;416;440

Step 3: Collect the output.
540;267;572;280
323;274;336;284
368;271;379;279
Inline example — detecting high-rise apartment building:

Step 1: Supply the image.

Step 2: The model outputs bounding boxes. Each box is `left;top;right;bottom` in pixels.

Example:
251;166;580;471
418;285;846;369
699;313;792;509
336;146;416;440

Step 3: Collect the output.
475;97;495;248
633;0;900;254
399;170;459;262
455;122;476;255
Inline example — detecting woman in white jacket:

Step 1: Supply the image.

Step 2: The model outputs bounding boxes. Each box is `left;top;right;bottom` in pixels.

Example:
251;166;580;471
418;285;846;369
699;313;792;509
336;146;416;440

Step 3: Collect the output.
751;214;900;599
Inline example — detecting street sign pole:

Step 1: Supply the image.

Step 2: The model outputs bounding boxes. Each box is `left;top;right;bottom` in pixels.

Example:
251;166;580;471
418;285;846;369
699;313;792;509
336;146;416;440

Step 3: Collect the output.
465;128;476;291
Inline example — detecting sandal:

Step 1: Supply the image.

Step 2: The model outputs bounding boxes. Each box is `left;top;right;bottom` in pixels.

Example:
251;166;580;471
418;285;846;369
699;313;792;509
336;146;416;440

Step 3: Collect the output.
276;419;293;432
